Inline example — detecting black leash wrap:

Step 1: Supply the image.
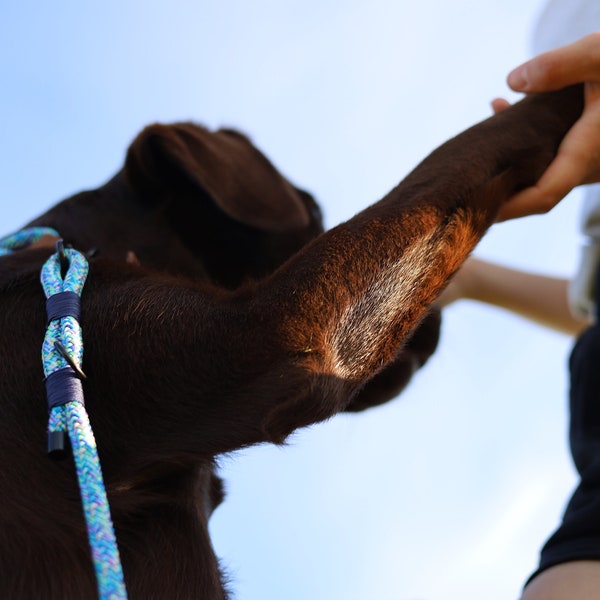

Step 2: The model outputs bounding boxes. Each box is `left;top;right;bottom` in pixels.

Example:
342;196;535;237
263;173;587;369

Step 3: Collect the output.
44;367;85;410
46;291;82;324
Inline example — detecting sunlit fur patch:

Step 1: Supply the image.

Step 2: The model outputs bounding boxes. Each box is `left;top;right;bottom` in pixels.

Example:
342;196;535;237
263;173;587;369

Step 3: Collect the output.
327;214;477;380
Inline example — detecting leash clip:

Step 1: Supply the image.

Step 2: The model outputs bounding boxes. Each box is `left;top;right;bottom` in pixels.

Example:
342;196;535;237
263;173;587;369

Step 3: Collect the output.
53;341;87;380
56;239;70;278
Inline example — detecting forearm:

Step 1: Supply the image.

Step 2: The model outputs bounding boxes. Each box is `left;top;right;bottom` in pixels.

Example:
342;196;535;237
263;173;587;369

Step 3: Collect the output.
446;258;590;336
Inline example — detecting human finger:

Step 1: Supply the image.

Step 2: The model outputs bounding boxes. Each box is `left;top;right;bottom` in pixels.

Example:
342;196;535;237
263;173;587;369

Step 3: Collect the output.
496;155;586;222
508;31;600;93
491;97;511;114
496;136;594;222
497;82;600;221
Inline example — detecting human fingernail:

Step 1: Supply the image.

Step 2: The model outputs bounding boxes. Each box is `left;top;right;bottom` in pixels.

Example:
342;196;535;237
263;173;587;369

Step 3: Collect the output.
508;65;529;90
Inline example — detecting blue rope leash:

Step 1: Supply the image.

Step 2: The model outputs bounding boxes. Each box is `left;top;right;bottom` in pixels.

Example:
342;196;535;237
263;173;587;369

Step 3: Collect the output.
1;228;128;599
0;227;59;255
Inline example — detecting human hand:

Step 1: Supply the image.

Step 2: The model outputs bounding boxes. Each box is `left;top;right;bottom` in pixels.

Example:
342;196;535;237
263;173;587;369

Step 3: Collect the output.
496;32;600;221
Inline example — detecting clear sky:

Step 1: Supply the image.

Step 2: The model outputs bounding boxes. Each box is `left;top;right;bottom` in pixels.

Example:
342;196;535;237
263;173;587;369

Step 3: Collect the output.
0;1;586;598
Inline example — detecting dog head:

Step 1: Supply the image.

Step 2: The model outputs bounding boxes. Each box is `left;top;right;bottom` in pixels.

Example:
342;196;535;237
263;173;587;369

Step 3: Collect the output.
29;123;324;287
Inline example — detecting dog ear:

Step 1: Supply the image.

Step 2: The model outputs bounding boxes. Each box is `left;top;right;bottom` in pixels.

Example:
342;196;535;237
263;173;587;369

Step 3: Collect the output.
124;123;310;233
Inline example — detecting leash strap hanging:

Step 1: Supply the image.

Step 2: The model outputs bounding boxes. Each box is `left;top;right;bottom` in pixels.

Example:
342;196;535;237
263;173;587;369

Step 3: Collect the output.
1;228;128;598
40;242;128;600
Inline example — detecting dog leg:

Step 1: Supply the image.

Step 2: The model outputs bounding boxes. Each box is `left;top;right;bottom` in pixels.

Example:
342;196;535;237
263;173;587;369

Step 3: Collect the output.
248;86;584;440
72;86;584;460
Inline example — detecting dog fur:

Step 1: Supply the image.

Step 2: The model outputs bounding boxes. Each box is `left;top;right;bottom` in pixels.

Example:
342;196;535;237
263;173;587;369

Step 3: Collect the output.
0;86;583;598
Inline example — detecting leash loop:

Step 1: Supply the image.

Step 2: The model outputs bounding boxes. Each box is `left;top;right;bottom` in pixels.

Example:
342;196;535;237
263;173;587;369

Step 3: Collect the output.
39;241;128;600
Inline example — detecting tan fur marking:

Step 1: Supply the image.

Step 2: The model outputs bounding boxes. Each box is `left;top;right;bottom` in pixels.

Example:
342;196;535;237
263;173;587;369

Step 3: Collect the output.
328;217;476;379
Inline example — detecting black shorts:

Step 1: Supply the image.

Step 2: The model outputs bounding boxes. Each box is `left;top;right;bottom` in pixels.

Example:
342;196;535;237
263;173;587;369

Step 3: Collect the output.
529;267;600;581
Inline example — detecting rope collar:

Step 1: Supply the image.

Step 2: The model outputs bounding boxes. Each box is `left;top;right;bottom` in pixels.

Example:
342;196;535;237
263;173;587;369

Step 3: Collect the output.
1;227;128;600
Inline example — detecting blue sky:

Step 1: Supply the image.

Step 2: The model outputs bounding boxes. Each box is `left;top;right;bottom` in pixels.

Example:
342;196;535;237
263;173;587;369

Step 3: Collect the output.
0;1;586;598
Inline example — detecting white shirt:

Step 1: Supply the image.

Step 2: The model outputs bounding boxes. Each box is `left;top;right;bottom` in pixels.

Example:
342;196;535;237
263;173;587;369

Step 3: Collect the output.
532;0;600;319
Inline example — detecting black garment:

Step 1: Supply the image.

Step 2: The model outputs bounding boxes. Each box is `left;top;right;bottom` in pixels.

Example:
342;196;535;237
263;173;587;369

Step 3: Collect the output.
531;266;600;580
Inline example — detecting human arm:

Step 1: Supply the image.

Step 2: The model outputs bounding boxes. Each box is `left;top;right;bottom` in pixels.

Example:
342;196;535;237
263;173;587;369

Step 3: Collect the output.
521;562;600;600
438;256;590;336
497;32;600;221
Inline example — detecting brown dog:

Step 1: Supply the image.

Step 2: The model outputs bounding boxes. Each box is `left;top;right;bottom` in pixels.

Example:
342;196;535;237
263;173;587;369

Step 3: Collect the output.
0;85;583;599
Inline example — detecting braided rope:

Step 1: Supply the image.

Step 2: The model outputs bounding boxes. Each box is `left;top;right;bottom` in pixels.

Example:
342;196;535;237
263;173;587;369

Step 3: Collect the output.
0;227;59;255
1;230;127;599
40;248;128;600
